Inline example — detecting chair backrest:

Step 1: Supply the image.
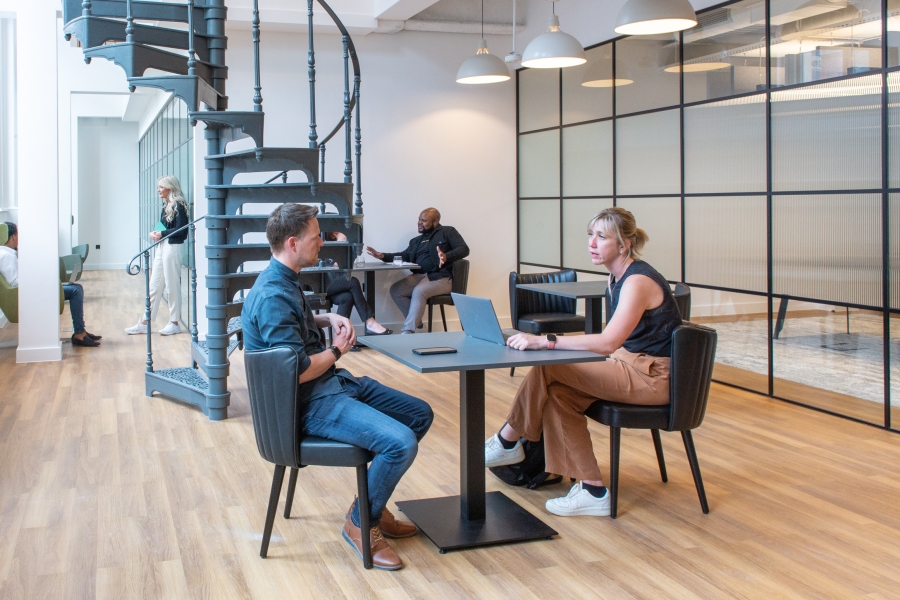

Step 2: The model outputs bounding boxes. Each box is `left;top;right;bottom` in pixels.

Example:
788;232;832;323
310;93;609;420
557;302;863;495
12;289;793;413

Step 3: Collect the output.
73;244;89;263
604;281;692;324
668;322;717;432
0;223;7;246
509;269;577;327
244;346;302;469
672;282;691;321
450;259;469;295
0;272;17;323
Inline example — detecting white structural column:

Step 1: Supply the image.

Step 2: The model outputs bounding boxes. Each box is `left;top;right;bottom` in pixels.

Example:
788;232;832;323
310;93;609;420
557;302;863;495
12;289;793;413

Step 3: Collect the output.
15;0;62;362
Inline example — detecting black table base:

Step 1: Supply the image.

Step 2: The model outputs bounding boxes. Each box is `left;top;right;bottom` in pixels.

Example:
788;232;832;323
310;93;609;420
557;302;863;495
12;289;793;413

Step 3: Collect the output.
395;492;558;552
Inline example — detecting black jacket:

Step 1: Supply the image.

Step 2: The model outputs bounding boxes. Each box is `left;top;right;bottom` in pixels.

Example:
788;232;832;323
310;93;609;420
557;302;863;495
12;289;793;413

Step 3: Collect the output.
160;202;189;244
382;225;469;281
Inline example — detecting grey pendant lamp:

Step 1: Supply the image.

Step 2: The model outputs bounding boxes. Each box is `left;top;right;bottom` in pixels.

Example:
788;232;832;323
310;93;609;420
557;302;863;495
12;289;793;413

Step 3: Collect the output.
457;0;510;84
521;0;585;69
614;0;697;36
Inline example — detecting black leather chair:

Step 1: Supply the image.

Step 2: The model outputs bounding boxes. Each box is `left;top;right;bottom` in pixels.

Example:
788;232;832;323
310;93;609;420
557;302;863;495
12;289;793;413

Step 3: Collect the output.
244;346;376;567
427;258;470;332
509;269;586;375
584;322;717;518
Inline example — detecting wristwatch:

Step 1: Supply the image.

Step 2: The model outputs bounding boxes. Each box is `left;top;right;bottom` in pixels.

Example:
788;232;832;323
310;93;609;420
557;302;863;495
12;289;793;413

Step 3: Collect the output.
546;334;557;350
329;345;342;361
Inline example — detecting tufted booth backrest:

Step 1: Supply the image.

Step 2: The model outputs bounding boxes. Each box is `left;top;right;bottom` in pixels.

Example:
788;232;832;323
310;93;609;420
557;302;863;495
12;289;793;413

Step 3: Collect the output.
509;269;578;327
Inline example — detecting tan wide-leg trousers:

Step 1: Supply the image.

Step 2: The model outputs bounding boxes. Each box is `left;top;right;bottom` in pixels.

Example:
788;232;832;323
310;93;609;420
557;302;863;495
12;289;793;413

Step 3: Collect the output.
506;348;671;481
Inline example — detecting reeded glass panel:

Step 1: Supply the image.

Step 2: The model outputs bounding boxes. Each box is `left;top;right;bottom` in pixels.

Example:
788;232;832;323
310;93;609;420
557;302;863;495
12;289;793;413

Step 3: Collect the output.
770;0;882;87
616;109;680;196
562;198;607;272
774;300;884;425
889;72;900;187
615;35;680;115
772;75;882;191
518;130;560;198
699;288;770;394
685;196;767;292
684;0;768;103
563;45;613;124
892;194;900;309
615;197;682;281
773;194;882;307
519;199;560;266
562;121;613;197
519;68;560;132
890;314;900;429
684;95;766;193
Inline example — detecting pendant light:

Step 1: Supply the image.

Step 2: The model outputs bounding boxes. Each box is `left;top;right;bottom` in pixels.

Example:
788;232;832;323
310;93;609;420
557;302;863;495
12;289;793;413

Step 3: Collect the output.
614;0;697;36
457;0;510;84
582;52;633;87
521;0;585;69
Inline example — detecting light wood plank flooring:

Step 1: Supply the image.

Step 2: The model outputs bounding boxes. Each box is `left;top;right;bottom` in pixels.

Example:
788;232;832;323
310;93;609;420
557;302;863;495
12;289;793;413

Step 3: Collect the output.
1;270;899;599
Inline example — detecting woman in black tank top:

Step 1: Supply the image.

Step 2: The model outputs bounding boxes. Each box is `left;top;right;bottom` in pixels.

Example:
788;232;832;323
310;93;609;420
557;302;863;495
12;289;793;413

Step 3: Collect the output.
484;208;683;518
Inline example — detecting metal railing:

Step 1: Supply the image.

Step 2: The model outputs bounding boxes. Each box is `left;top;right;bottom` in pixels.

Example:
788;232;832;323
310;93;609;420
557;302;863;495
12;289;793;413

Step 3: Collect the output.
126;215;205;373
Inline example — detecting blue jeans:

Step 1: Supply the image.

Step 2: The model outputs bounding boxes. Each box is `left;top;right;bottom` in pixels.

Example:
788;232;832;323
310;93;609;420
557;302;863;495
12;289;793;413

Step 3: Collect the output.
300;375;433;527
63;283;85;334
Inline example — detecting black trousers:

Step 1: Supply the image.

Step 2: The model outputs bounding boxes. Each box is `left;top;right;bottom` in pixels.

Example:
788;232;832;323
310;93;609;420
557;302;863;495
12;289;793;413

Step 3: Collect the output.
326;276;374;321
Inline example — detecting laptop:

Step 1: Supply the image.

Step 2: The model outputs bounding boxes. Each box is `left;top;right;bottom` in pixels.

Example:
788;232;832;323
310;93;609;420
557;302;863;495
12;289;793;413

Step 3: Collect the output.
452;293;520;345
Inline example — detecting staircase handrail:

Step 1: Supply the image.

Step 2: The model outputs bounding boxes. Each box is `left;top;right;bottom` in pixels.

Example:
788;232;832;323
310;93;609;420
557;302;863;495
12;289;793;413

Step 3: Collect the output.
315;0;360;148
126;214;206;275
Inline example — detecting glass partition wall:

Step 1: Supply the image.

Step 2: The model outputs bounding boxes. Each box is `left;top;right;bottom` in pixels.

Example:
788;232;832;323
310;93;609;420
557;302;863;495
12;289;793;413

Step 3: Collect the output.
516;0;900;429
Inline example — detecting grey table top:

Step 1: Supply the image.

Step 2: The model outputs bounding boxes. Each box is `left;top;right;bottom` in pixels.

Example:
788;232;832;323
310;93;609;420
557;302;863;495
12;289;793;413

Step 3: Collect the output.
358;331;605;374
516;281;608;299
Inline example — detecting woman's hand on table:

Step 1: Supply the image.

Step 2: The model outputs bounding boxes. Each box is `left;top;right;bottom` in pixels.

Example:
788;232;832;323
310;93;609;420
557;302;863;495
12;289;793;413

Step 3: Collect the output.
507;333;547;351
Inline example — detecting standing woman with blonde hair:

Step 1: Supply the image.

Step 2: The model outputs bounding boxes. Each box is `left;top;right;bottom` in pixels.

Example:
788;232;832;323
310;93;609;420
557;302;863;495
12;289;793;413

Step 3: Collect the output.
125;175;189;336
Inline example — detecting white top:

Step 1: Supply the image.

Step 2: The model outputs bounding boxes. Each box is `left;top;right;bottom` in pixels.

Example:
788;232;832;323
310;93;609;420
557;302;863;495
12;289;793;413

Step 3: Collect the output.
0;245;17;287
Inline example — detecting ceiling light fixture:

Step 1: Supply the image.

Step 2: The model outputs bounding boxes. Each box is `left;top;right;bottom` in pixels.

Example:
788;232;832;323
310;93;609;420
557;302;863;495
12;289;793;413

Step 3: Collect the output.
457;0;511;84
521;0;585;69
614;0;698;36
581;55;633;87
505;0;521;64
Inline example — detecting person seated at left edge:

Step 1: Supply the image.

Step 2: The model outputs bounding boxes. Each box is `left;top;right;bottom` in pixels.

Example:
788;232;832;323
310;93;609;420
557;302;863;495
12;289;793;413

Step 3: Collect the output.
241;204;434;571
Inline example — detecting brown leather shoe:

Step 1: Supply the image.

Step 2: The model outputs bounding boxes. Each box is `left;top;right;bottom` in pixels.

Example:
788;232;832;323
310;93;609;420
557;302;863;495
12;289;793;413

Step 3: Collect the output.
341;518;403;570
378;507;418;539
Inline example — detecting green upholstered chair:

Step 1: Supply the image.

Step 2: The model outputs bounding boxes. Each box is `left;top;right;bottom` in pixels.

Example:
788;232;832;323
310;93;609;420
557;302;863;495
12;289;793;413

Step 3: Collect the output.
72;244;89;264
0;223;7;246
0;274;65;324
60;255;83;283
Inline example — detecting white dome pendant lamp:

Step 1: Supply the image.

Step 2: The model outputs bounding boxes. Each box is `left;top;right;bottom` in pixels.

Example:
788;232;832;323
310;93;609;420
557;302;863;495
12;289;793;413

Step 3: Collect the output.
614;0;697;36
457;0;510;84
521;0;585;69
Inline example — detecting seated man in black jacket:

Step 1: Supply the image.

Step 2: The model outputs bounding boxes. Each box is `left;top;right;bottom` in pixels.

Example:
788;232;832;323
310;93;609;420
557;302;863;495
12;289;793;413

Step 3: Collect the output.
366;208;469;334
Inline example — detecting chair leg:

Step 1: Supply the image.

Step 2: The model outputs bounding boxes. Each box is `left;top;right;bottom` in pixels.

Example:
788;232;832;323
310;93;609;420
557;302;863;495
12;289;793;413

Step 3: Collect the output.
261;464;286;558
509;367;515;377
283;467;299;518
651;430;668;483
440;305;447;332
356;464;373;569
427;303;433;333
609;427;621;519
681;431;709;514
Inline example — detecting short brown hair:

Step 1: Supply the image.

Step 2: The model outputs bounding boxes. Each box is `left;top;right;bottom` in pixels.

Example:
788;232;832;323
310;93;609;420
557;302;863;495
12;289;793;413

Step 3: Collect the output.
589;207;649;259
266;203;319;252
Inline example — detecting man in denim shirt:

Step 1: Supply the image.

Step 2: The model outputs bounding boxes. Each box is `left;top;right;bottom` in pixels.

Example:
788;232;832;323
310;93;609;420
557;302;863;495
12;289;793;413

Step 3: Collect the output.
242;204;433;571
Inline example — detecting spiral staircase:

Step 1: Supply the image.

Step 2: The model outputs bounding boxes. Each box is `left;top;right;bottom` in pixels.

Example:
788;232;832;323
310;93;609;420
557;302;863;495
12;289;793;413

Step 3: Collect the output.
63;0;364;420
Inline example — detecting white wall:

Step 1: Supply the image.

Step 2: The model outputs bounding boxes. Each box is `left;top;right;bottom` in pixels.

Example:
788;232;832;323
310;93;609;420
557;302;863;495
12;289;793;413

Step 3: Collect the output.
77;117;139;270
212;26;518;328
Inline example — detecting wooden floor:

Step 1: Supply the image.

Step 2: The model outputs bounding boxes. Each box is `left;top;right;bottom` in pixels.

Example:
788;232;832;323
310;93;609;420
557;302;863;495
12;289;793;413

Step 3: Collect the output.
1;271;900;599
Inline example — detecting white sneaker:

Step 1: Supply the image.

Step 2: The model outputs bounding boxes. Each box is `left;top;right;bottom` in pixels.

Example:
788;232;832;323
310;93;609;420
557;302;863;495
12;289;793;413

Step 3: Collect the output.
124;322;149;335
484;434;525;468
545;482;611;517
159;322;182;336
